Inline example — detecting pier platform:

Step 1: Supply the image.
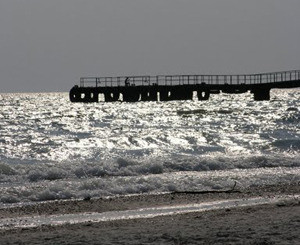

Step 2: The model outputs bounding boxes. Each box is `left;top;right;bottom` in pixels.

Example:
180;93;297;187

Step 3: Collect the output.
69;70;300;102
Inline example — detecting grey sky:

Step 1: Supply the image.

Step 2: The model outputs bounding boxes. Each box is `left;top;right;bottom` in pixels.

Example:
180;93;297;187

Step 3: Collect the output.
0;0;299;92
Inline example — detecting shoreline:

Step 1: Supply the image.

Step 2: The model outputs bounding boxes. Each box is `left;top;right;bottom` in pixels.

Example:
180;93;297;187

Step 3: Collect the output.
0;183;299;244
1;183;299;219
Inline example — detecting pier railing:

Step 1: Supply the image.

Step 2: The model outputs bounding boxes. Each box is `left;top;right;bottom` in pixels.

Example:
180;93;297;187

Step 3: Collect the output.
79;70;300;88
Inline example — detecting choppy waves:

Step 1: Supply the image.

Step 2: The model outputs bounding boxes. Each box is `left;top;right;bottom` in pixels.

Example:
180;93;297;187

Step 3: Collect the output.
0;90;299;204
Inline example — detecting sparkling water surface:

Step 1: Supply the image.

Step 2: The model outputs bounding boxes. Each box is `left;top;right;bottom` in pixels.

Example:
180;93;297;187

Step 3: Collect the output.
0;90;299;205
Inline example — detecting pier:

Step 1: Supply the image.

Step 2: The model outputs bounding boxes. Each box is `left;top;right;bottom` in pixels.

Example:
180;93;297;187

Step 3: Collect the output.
69;70;300;102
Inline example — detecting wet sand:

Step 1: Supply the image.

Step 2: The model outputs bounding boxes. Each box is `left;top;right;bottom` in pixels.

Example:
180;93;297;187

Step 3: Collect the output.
0;184;299;244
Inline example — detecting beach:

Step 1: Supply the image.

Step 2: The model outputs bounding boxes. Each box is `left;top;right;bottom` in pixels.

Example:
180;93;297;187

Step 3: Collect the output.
0;184;299;244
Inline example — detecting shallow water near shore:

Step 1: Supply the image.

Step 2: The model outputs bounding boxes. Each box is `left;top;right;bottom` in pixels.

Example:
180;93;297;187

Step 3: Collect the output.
1;195;298;230
0;89;299;205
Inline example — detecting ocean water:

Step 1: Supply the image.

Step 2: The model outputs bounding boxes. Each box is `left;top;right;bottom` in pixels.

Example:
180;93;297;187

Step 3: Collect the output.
0;90;299;205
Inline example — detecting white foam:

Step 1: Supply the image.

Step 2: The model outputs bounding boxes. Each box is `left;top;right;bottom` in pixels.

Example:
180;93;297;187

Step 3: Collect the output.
1;167;299;205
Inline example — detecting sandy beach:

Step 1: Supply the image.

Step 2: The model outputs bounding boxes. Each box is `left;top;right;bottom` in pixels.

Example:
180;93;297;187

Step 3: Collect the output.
0;184;299;244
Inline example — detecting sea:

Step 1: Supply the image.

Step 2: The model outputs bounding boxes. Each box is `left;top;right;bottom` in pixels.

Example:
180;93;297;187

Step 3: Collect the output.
0;89;299;206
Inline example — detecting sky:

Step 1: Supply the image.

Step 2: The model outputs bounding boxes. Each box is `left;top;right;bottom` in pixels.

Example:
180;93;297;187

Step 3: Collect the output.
0;0;300;93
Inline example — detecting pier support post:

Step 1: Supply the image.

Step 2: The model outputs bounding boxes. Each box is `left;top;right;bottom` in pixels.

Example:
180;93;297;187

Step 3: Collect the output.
82;91;98;102
253;89;270;101
122;89;140;102
91;92;99;102
169;88;193;100
104;92;120;102
69;87;98;102
160;88;193;101
141;91;158;101
69;86;80;102
197;90;210;100
159;90;170;101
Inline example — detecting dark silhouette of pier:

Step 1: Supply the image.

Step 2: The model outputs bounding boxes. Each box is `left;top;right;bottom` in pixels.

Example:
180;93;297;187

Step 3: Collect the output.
69;70;300;102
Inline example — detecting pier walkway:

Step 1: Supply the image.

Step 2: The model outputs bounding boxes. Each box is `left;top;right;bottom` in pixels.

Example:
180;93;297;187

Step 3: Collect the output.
69;70;300;102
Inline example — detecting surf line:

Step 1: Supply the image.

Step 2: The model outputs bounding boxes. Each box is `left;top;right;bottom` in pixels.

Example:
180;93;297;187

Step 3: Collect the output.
1;195;298;230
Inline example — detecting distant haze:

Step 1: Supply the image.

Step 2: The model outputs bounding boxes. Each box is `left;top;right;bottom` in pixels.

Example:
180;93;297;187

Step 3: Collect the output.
0;0;299;92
